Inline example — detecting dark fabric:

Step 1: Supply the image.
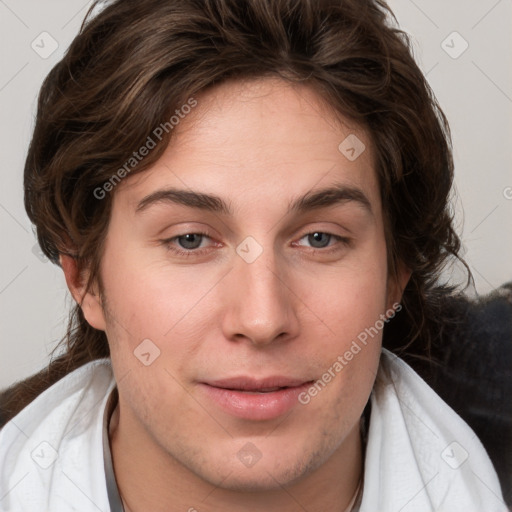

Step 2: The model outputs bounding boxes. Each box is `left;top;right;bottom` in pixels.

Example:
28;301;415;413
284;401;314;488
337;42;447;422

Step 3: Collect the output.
410;283;512;505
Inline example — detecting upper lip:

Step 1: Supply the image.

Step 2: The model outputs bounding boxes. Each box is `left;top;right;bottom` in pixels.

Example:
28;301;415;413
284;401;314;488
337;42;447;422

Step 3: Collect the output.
203;376;312;391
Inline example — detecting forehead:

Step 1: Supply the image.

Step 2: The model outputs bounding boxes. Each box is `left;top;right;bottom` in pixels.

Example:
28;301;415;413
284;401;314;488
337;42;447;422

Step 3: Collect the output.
115;77;380;218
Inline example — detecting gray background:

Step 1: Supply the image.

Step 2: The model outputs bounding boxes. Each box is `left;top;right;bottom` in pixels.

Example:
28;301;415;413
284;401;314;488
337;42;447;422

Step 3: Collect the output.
1;0;511;389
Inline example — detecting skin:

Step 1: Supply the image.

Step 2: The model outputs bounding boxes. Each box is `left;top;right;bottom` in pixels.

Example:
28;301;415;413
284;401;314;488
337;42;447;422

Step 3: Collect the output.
62;77;409;512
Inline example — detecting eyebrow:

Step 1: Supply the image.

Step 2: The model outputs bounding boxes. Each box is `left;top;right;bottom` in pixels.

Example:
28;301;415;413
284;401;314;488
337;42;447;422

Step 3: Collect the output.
289;184;372;215
135;183;372;216
136;188;232;215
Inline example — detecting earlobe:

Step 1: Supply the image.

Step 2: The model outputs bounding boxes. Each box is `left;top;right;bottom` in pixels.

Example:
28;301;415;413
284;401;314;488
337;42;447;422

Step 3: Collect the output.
59;254;107;331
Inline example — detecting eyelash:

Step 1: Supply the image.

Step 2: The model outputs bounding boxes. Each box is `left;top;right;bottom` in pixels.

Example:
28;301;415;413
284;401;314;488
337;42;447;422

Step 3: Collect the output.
161;232;217;258
160;231;351;258
292;233;351;254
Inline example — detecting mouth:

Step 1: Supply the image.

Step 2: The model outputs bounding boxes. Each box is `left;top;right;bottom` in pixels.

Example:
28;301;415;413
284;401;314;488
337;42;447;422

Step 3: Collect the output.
199;376;314;420
230;386;292;393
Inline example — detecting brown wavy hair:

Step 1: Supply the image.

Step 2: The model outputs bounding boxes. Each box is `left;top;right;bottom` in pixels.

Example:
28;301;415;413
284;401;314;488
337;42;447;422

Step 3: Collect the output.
1;0;469;424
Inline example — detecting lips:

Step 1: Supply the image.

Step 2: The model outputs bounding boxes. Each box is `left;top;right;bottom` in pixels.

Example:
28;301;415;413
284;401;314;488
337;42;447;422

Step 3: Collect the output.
199;376;314;420
206;376;310;392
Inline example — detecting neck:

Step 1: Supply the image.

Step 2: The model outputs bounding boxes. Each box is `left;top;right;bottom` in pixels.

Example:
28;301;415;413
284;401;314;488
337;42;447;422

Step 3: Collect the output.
109;402;363;512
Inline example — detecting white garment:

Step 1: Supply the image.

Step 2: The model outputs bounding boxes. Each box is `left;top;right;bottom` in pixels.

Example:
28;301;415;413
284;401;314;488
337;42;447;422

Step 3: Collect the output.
360;350;507;511
0;349;507;511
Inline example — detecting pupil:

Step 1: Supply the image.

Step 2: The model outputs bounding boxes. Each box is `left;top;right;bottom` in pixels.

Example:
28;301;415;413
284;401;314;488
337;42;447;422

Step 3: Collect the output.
309;232;330;248
179;234;202;249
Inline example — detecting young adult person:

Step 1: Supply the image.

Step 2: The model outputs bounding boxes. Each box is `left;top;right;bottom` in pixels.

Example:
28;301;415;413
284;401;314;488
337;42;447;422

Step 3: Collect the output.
0;0;507;510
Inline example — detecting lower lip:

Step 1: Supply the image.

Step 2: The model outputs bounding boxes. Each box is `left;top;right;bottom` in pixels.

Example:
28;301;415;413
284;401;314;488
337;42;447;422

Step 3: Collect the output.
199;382;313;420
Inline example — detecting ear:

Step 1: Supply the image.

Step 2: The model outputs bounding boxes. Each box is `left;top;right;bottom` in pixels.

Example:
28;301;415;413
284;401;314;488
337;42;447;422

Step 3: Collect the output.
60;254;107;331
386;261;411;310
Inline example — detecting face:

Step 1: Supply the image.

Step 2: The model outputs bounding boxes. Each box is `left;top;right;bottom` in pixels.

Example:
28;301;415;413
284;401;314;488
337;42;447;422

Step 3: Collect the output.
89;77;398;490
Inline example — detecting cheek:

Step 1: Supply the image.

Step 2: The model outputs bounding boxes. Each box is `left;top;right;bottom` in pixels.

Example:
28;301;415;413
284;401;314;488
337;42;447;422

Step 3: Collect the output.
101;243;210;329
100;261;215;421
99;249;227;383
297;237;388;339
292;236;387;399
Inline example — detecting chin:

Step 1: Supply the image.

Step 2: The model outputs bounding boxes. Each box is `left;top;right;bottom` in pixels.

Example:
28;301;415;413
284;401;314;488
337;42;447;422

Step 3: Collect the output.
211;465;305;493
194;443;325;493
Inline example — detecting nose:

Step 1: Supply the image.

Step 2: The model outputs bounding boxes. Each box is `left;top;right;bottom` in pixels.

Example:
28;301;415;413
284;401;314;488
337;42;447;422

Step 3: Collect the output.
221;243;300;347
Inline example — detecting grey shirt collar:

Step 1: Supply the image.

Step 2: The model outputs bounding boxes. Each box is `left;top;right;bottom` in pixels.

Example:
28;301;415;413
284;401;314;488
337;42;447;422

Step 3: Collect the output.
102;388;125;512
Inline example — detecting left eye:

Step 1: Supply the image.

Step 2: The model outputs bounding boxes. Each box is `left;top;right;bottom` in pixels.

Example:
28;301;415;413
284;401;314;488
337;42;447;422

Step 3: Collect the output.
297;232;341;249
174;233;207;250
